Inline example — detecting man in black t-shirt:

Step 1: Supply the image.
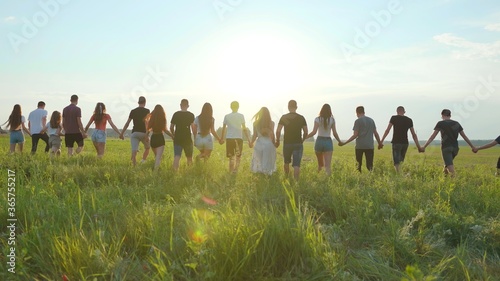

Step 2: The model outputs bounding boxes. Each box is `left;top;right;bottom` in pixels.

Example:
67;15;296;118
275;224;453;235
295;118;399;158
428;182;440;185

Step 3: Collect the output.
119;96;150;165
275;100;308;180
422;109;475;177
380;106;422;173
170;99;195;171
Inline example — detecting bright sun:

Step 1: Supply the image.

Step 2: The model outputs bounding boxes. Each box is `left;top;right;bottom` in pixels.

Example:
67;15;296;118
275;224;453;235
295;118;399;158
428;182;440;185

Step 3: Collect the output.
214;32;307;102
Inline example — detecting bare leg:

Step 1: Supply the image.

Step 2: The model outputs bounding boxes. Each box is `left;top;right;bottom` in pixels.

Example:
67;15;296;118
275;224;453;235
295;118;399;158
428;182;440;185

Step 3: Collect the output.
10;143;16;153
284;163;290;177
173;156;181;171
131;150;138;165
18;143;24;153
75;146;83;154
324;151;332;175
154;146;164;169
446;165;456;177
68;147;74;156
394;163;401;173
229;156;235;172
92;141;99;156
97;142;105;158
315;152;324;172
187;156;193;166
234;156;241;173
293;166;300;180
142;148;150;162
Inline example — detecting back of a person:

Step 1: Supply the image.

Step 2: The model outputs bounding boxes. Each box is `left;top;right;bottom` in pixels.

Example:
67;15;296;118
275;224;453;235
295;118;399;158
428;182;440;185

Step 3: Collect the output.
391;115;413;144
355;116;375;149
281;112;305;144
437;119;462;148
94;114;110;130
63;104;80;134
131;107;149;133
224;112;244;139
172;111;194;144
29;108;47;134
316;116;334;137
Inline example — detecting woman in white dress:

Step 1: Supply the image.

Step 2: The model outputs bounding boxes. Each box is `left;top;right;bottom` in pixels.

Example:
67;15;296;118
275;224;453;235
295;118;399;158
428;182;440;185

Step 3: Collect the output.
306;104;342;175
250;107;276;175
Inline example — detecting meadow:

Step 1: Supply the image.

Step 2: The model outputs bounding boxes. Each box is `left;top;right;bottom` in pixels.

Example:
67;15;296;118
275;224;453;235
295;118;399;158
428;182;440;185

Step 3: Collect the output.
0;135;499;280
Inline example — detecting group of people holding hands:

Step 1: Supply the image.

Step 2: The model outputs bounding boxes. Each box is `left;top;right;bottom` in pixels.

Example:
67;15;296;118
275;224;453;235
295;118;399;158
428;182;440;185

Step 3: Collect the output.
4;95;500;178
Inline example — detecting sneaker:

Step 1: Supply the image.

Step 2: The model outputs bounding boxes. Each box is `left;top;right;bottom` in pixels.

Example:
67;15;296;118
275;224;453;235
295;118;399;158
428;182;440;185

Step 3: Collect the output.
140;159;146;164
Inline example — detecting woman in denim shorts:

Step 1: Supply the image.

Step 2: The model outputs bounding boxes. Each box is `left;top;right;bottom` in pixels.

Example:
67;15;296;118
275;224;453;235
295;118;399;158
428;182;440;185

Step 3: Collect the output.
84;103;121;158
306;104;342;175
3;104;31;153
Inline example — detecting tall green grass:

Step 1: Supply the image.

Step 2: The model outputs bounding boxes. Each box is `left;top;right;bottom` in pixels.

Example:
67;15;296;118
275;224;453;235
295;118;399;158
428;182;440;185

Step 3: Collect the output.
0;136;499;280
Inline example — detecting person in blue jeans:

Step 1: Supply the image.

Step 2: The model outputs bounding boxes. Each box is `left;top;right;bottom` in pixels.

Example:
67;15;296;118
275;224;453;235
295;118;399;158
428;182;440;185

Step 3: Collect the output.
275;100;308;180
472;135;500;176
380;106;422;173
421;109;475;177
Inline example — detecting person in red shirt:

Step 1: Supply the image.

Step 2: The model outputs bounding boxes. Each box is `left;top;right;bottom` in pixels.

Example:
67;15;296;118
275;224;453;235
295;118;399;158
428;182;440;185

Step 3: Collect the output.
84;102;121;158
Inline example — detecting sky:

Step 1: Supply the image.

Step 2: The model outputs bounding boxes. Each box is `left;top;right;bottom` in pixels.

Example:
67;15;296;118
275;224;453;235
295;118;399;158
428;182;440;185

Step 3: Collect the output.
1;0;499;140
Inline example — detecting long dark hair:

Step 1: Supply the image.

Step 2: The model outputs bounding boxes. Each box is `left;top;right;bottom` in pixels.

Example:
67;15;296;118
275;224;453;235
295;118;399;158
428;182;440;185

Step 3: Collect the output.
49;111;62;128
3;104;22;130
319;104;333;129
93;102;106;123
198;103;213;136
253;107;272;137
147;104;166;133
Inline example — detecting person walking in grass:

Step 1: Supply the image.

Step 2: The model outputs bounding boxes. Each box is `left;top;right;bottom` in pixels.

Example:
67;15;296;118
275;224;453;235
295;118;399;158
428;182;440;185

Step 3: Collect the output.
339;106;383;173
41;111;64;157
305;103;342;176
3;104;31;153
145;104;174;170
193;103;223;161
170;99;195;171
84;102;121;158
275;100;308;180
380;106;422;173
221;101;251;173
63;94;87;156
472;136;500;176
119;96;151;165
249;107;276;175
28;101;49;154
421;109;475;177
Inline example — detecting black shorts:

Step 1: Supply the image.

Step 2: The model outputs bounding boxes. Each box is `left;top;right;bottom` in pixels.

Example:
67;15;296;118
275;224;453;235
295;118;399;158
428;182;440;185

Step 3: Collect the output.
65;133;84;148
226;138;243;157
150;133;165;149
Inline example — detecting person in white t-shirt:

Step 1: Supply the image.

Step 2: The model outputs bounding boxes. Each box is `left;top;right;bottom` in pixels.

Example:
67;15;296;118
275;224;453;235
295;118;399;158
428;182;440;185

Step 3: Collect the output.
221;101;251;173
305;104;342;175
28;101;49;154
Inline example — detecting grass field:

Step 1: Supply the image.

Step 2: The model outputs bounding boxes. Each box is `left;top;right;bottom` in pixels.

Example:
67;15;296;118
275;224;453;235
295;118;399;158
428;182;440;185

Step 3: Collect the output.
1;135;499;280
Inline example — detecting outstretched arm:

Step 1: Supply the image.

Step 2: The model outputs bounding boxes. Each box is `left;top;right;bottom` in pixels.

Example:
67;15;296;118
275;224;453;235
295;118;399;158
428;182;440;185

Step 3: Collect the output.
108;119;121;136
305;121;319;139
374;129;383;149
341;130;359;146
331;123;342;144
84;117;93;133
422;130;440;151
473;139;499;152
380;123;393;143
459;130;474;148
120;118;132;139
275;123;283;148
302;125;308;143
409;127;421;150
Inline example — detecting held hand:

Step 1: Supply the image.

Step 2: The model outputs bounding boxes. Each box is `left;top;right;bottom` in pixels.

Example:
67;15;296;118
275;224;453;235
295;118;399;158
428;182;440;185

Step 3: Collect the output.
274;140;280;148
119;134;124;140
249;142;253;148
418;147;425;153
472;147;479;153
219;139;224;145
378;143;384;150
338;141;344;147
